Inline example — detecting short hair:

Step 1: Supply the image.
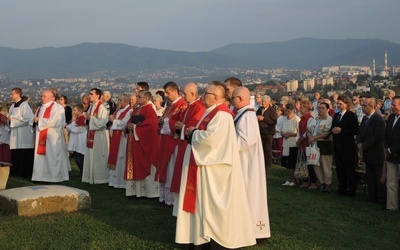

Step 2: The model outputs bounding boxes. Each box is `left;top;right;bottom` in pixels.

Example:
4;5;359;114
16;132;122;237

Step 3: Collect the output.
276;106;285;113
262;95;271;102
285;103;295;110
103;91;112;98
119;94;129;103
366;97;377;108
59;95;68;104
49;87;58;99
153;94;163;103
90;88;102;97
320;102;330;109
388;90;395;95
12;87;22;96
139;90;152;100
21;95;29;102
300;100;313;111
209;80;228;100
81;93;90;100
224;77;242;87
137;82;150;91
163;81;180;94
156;90;165;99
73;104;84;112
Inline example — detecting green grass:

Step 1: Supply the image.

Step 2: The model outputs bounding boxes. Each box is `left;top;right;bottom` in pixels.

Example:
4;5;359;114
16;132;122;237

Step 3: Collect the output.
1;161;400;249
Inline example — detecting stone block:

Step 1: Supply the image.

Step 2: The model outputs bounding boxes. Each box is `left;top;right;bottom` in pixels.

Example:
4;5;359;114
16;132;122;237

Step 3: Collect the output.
0;161;11;190
0;185;91;216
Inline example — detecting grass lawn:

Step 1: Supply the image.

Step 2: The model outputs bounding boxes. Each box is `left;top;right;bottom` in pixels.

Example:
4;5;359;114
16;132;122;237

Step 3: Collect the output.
1;161;400;249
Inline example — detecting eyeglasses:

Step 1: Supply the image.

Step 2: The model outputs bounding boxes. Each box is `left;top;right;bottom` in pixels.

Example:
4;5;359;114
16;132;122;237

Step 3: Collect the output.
204;92;217;97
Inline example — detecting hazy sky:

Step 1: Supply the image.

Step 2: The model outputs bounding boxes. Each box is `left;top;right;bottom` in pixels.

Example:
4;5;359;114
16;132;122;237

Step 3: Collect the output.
1;0;399;52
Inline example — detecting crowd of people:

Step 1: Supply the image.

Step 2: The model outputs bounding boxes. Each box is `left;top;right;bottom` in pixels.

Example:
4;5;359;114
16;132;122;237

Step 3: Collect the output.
264;90;399;208
0;79;399;249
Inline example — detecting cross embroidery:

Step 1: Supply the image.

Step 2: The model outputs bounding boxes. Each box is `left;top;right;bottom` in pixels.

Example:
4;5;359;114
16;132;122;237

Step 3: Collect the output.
256;221;265;230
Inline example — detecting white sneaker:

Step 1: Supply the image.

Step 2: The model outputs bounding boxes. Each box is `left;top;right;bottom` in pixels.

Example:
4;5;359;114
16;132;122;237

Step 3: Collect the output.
282;181;291;186
289;182;296;187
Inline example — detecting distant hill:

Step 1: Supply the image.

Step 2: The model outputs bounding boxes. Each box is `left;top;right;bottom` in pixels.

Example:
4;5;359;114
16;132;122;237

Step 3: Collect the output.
211;37;400;69
0;38;399;78
0;43;239;78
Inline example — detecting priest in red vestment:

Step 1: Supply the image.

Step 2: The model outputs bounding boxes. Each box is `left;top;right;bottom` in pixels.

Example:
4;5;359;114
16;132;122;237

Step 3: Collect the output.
125;90;160;197
171;82;205;215
157;81;187;205
175;81;256;249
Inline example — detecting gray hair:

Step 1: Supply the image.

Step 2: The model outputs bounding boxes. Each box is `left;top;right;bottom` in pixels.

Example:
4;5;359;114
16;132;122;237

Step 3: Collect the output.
262;95;271;102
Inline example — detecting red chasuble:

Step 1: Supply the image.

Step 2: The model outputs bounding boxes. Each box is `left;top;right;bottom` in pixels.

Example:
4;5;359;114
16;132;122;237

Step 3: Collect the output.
36;102;55;155
107;106;132;169
86;101;102;149
183;104;233;213
124;104;159;180
170;99;205;193
156;97;187;183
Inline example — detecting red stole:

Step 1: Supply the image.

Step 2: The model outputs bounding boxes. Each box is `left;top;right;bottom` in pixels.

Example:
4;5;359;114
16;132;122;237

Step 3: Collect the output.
36;102;55;155
182;104;233;213
86;101;102;148
170;100;205;192
156;98;187;183
125;106;142;180
107;106;132;169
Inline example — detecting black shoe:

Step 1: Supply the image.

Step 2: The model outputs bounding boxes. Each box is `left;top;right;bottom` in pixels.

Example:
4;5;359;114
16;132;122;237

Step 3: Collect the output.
320;184;326;192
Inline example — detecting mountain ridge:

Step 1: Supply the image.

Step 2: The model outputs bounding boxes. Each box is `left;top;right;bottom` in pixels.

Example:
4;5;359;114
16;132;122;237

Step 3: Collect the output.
0;38;399;78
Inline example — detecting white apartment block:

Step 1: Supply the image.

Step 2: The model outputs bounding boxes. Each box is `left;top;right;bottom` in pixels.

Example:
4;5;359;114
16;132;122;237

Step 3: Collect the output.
303;78;315;91
286;79;298;92
322;77;334;85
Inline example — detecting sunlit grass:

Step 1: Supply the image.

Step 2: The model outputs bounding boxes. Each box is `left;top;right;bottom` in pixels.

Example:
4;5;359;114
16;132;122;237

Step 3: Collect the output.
1;161;399;249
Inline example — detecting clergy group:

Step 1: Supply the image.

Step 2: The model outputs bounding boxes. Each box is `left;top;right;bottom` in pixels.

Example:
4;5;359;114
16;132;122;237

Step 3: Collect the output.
3;78;271;249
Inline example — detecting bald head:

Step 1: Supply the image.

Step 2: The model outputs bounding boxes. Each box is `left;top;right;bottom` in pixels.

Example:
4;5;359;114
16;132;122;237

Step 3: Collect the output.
182;82;198;103
233;87;250;101
232;87;251;109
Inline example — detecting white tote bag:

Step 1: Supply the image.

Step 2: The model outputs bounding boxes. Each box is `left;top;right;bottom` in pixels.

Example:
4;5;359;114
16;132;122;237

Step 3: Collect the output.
306;143;320;166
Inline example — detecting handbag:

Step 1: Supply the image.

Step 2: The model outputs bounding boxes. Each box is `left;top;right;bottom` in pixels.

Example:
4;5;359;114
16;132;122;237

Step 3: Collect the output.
294;150;309;179
306;143;320;166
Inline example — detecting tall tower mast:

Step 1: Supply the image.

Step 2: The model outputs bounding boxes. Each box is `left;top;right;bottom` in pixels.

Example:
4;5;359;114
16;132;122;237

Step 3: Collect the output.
372;58;376;76
385;50;389;77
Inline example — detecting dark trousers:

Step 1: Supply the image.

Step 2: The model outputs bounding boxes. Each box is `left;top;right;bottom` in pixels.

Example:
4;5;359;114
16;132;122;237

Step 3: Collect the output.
335;152;357;194
73;152;84;176
261;135;273;169
302;151;317;183
0;144;11;162
10;148;34;178
366;163;387;203
272;137;283;157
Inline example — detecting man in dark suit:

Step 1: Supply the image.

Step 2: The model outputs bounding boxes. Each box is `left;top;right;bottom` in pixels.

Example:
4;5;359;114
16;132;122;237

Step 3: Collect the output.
384;95;400;210
256;95;277;169
357;98;386;203
331;94;358;196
